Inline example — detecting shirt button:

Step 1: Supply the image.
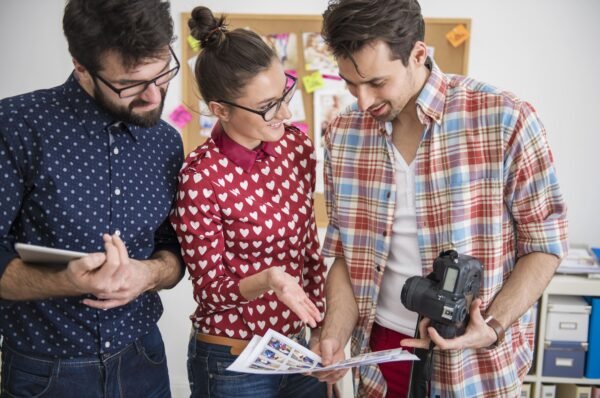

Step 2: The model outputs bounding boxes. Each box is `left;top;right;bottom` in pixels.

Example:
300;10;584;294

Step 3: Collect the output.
382;231;387;237
113;147;119;155
115;188;121;195
386;191;391;199
115;229;121;237
104;341;111;348
376;265;381;272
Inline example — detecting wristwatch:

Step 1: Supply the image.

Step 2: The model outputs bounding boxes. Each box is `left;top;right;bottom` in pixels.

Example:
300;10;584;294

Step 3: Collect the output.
484;314;505;348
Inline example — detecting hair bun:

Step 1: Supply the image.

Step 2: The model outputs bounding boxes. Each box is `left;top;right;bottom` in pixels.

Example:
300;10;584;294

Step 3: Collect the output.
188;6;228;49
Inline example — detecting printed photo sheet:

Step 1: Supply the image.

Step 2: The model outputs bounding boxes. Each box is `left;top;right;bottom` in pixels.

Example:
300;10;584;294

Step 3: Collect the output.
227;329;418;374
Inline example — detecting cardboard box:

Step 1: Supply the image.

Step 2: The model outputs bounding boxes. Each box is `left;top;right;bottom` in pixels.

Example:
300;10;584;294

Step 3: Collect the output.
546;296;591;342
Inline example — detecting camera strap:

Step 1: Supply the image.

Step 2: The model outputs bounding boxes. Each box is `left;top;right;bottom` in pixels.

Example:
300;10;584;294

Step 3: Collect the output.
423;341;435;381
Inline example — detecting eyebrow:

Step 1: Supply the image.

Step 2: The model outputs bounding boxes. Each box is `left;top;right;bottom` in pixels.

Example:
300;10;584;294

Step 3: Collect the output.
256;77;289;106
112;56;173;85
339;72;384;86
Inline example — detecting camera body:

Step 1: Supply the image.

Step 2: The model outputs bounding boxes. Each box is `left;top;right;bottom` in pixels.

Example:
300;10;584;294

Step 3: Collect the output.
401;250;482;339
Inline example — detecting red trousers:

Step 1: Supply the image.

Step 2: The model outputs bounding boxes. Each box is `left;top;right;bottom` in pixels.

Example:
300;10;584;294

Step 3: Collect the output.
369;323;414;398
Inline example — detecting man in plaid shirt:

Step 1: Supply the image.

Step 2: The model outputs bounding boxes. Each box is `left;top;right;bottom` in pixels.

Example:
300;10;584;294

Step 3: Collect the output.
311;0;568;396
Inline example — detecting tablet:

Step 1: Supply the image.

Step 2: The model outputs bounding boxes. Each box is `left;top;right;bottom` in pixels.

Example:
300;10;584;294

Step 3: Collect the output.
15;243;88;266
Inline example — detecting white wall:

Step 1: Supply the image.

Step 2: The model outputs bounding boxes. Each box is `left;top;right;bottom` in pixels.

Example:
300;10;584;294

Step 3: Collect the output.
2;1;600;397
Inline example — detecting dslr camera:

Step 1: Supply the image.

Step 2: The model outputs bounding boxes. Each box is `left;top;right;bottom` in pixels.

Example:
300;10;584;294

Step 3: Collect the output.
400;250;482;339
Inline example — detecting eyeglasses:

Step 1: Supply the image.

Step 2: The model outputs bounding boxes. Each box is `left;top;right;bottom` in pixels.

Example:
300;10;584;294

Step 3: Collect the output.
92;46;180;98
217;73;298;122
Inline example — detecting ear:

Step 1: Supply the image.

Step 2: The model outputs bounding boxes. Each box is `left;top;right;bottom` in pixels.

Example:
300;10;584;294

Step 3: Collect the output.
72;58;96;94
208;101;231;122
411;41;429;66
72;58;93;87
72;58;90;80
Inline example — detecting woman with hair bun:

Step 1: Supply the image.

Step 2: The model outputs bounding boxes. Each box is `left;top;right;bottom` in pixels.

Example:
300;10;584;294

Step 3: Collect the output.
170;6;328;398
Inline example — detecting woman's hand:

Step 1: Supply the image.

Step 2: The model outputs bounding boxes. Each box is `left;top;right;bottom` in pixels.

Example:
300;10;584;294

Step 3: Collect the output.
267;267;322;328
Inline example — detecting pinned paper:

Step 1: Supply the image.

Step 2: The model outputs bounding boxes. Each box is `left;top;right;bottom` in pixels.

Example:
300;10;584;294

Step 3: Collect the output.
445;24;469;48
302;71;325;94
291;122;308;134
187;35;201;51
169;105;193;129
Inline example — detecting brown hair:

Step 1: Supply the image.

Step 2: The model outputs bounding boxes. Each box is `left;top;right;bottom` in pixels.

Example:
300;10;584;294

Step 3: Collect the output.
63;0;174;74
322;0;424;67
188;6;277;102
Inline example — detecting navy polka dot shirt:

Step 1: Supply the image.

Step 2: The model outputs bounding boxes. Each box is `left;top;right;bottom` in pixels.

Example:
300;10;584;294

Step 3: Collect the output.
0;74;183;358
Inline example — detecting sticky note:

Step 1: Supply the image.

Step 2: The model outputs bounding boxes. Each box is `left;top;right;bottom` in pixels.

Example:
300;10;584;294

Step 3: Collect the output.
291;122;308;134
169;104;193;129
302;71;325;94
187;35;200;51
446;24;469;48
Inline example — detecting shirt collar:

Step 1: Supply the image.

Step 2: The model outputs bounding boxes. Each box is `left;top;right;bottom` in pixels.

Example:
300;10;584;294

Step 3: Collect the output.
211;122;278;173
415;57;447;126
63;73;140;141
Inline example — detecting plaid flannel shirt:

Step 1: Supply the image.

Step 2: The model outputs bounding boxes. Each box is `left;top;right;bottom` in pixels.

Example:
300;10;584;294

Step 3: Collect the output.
322;61;568;397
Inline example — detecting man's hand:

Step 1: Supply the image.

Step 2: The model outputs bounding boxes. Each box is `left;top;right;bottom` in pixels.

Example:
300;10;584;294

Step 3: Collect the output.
310;335;348;383
309;333;347;398
66;234;155;310
400;298;498;350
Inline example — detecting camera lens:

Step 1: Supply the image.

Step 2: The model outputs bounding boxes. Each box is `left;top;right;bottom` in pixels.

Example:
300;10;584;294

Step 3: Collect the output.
401;283;410;307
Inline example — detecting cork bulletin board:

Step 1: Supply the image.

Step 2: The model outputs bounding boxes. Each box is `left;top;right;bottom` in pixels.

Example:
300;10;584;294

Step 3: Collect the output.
180;13;471;227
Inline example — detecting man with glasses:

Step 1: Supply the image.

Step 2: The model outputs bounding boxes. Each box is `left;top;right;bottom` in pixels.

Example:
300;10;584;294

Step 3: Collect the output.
0;1;184;396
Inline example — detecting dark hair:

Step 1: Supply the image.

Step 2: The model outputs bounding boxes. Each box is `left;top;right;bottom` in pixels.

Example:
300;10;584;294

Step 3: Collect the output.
322;0;424;67
63;0;174;74
188;6;276;102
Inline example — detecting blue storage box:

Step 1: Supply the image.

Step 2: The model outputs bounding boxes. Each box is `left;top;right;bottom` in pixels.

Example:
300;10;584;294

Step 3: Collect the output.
585;296;600;378
542;340;587;378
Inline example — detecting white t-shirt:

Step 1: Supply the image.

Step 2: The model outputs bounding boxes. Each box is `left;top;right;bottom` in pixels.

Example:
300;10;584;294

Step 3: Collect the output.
375;144;421;336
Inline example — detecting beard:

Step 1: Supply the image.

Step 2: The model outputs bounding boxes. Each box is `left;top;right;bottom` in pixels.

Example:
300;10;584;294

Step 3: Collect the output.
94;85;166;128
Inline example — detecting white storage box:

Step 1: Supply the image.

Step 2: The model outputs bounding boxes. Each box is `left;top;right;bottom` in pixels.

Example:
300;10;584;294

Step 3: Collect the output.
545;295;591;342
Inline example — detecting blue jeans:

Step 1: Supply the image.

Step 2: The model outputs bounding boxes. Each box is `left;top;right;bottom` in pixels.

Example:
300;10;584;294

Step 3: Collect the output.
187;333;327;398
0;326;170;398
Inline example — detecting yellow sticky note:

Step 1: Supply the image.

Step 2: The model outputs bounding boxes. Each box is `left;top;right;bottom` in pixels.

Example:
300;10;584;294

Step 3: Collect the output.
446;24;469;48
302;71;325;94
187;35;200;51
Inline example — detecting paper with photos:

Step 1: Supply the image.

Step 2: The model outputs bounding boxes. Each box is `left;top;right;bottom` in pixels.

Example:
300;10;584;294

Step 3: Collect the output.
227;329;418;374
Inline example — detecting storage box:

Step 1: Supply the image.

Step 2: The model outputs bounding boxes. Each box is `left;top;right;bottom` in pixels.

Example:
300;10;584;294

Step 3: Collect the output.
556;384;592;398
541;384;555;398
585;296;600;378
520;383;531;398
545;296;591;342
542;341;587;378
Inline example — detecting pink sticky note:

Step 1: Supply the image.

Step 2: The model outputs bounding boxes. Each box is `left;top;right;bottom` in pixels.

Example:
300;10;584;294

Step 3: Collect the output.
169;105;193;129
291;122;308;134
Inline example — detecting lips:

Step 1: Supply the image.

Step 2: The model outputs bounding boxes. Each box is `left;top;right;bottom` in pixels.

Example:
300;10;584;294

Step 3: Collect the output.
368;103;387;117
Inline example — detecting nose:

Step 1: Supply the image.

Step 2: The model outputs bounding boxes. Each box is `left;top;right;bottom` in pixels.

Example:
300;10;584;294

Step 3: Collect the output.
139;82;162;105
276;100;292;120
356;86;375;112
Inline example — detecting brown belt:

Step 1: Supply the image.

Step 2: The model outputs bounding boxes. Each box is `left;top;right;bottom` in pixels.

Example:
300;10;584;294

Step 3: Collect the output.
195;333;249;356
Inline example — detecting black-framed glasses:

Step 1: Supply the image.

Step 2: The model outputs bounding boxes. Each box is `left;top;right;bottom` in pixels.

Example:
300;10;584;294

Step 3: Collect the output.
92;46;180;98
217;73;298;122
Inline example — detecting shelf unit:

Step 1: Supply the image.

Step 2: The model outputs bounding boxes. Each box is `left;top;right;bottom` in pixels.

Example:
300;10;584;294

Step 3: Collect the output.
524;274;600;397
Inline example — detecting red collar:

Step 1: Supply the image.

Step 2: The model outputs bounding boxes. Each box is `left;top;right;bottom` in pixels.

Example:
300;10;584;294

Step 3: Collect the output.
211;122;278;172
